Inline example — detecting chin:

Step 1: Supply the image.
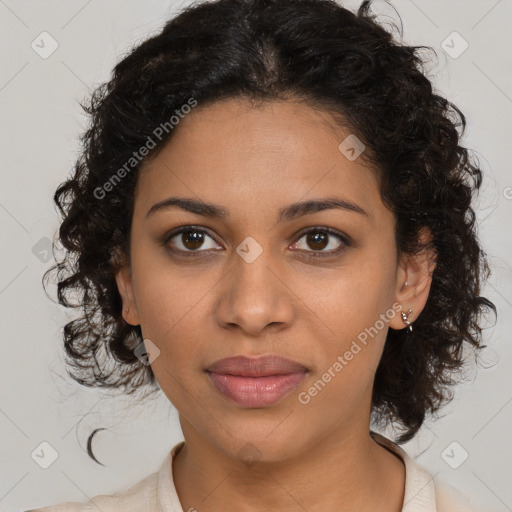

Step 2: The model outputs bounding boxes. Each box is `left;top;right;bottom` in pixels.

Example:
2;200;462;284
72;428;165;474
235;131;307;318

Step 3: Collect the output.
218;427;309;466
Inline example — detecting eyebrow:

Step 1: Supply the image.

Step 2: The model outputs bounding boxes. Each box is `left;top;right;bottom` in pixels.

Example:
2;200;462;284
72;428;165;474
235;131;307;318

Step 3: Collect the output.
146;196;369;222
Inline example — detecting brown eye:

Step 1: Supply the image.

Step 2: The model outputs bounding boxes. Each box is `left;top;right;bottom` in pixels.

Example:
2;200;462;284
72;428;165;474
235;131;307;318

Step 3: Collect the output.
305;231;329;250
165;227;220;255
180;230;206;250
292;227;350;256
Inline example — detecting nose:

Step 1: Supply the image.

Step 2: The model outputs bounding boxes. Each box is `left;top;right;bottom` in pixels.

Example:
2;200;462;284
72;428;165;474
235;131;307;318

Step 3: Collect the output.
214;249;295;337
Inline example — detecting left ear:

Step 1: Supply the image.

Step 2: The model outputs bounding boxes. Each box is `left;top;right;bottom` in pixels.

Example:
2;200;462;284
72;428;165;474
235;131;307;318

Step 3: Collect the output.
389;227;437;331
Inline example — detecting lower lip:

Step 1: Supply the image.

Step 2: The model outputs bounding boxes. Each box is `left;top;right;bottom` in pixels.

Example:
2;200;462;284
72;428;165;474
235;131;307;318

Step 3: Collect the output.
207;371;308;407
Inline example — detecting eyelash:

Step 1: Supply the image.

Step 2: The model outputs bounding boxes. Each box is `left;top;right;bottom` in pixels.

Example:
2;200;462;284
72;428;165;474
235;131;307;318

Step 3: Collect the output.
161;225;351;259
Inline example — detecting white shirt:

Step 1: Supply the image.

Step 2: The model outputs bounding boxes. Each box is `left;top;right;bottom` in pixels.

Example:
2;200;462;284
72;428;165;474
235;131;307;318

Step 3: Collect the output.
26;431;478;511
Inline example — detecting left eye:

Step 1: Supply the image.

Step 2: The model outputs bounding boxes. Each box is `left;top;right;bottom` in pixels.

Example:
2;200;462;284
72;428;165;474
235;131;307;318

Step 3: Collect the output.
292;228;349;254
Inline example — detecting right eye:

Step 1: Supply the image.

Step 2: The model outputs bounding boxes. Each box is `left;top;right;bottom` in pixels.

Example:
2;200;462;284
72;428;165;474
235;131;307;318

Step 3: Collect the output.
163;226;222;256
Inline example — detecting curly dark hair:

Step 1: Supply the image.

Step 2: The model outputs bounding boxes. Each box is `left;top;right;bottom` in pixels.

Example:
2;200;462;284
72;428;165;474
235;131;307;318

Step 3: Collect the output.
43;0;497;459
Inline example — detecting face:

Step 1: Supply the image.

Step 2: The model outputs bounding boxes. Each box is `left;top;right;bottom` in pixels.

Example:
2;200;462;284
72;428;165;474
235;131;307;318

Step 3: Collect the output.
115;97;430;463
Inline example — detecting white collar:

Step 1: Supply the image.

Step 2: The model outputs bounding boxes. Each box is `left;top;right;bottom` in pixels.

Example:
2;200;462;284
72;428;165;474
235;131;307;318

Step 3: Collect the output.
370;431;437;511
156;433;438;512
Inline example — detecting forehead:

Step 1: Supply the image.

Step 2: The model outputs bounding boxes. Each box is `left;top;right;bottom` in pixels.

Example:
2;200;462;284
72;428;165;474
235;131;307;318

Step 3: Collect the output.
134;98;384;222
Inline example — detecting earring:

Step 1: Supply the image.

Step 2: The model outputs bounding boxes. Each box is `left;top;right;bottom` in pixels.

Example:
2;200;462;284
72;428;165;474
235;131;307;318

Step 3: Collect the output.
401;307;413;333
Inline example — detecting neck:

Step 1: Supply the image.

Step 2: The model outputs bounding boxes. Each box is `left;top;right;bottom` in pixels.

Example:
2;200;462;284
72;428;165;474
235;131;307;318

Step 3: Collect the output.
172;423;405;512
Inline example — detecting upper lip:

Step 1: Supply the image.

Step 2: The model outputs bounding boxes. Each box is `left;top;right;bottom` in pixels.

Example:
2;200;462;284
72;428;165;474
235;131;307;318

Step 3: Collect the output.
206;355;309;377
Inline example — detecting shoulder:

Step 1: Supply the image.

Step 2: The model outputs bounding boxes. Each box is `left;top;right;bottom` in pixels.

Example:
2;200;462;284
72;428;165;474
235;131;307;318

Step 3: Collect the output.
369;431;482;512
26;468;160;512
434;479;480;512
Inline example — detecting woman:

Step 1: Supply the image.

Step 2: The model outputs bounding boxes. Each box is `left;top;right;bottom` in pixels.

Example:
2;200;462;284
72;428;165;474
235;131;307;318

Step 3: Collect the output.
31;0;496;510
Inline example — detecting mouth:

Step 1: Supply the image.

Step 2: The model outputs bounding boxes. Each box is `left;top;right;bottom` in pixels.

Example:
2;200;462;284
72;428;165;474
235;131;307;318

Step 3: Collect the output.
205;355;309;407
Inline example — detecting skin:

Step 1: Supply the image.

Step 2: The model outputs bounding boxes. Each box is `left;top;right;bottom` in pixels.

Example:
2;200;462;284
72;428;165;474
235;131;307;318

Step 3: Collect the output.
115;97;437;511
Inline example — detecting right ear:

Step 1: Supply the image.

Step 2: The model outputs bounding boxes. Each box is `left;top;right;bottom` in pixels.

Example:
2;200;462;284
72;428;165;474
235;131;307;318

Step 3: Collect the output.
114;260;141;326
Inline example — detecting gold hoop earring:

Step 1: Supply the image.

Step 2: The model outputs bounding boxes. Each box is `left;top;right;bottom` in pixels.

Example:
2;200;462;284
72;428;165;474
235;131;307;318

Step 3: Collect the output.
401;308;413;333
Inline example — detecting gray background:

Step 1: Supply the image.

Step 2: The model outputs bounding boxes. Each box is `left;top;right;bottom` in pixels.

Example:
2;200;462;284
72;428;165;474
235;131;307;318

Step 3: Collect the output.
1;0;511;511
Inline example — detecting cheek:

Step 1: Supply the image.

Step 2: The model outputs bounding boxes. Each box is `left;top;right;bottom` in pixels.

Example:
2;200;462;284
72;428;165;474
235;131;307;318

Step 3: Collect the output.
130;246;206;336
306;254;396;378
309;256;395;334
146;316;206;412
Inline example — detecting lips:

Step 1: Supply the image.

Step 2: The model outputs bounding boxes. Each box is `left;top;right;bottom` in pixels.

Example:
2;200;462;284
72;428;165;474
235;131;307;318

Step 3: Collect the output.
205;355;309;407
206;354;308;377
